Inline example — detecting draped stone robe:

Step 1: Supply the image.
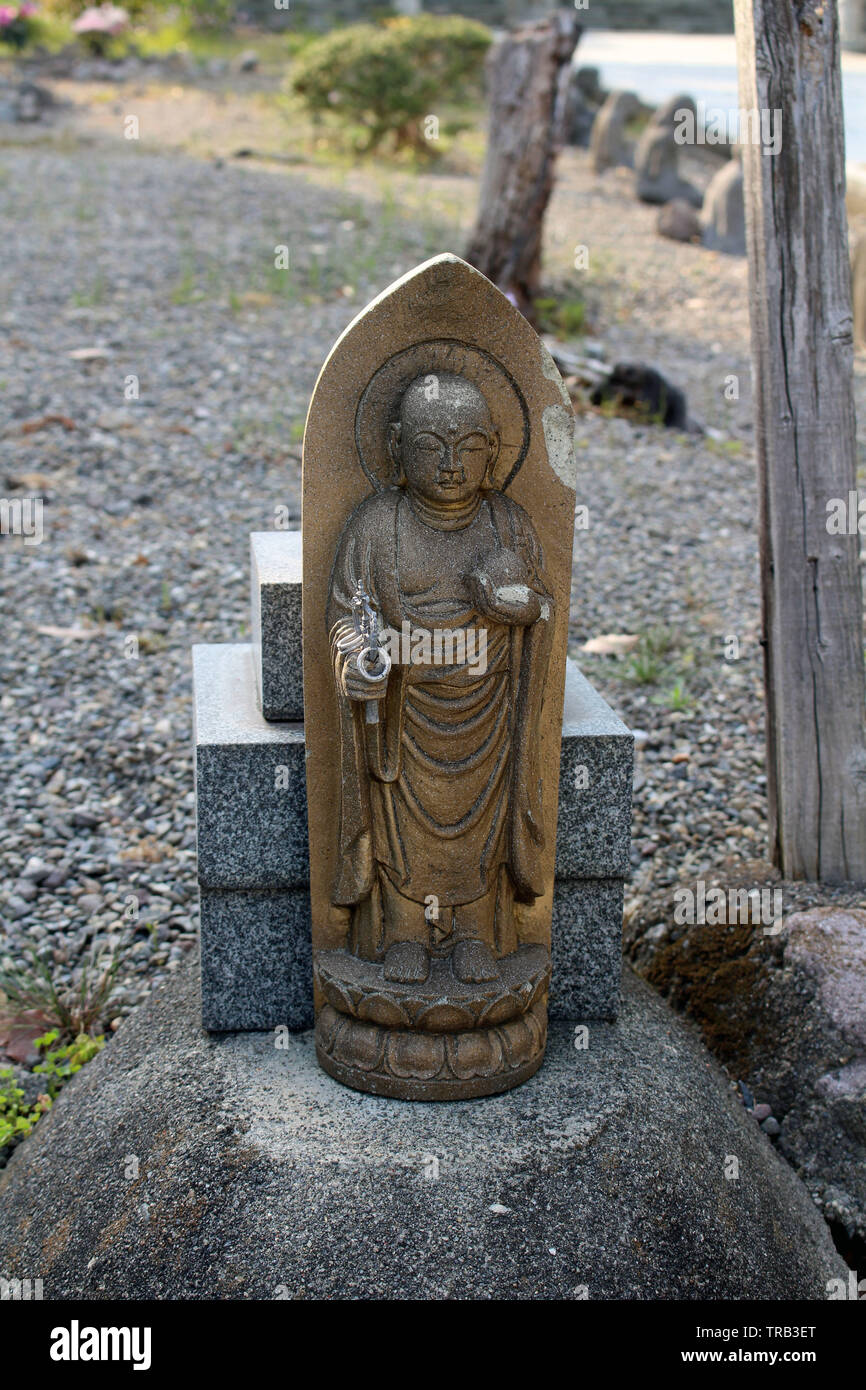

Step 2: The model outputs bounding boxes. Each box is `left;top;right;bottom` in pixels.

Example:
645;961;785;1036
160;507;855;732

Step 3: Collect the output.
326;485;553;962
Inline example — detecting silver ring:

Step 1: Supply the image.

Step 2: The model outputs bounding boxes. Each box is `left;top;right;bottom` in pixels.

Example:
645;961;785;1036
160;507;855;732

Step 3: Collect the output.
357;646;391;682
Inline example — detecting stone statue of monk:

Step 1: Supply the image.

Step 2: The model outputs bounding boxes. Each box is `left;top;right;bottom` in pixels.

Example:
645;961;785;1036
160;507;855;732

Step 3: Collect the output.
327;372;554;989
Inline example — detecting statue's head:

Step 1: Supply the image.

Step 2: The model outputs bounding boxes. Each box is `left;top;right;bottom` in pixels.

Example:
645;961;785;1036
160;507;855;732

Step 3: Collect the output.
388;372;500;506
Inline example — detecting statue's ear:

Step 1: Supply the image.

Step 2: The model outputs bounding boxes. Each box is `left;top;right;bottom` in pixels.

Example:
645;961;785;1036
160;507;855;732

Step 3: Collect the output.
484;429;501;487
388;421;406;487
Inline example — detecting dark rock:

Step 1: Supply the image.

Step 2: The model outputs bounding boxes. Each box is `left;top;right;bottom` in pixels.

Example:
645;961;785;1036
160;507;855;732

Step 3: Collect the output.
14;81;54;123
652;93;697;132
590;363;689;430
643;906;866;1246
657;198;702;243
590;91;641;173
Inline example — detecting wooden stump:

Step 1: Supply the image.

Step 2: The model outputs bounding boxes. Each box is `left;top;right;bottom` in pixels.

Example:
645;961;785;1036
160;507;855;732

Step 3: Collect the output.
734;0;866;881
465;10;581;322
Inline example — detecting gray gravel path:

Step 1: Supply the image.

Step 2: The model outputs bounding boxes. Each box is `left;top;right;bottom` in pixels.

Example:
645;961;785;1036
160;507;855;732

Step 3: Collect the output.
1;135;864;1040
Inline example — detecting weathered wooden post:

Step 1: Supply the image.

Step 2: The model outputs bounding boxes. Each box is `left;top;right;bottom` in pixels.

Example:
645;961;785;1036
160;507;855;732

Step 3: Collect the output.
465;9;581;321
734;0;866;881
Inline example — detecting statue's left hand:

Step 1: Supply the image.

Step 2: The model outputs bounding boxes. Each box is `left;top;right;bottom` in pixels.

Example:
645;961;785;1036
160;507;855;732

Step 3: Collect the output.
467;569;545;625
466;548;550;626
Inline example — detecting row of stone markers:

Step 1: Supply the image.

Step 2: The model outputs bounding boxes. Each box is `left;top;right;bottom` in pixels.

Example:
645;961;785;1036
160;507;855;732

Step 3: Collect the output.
194;528;633;1031
586;89;746;255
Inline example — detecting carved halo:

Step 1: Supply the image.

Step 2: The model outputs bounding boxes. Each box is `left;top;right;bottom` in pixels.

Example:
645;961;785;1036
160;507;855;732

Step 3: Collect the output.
354;338;531;493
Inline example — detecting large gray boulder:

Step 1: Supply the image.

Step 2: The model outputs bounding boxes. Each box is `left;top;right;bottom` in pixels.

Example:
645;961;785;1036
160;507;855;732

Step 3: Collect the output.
632;903;866;1252
0;958;846;1299
754;909;866;1246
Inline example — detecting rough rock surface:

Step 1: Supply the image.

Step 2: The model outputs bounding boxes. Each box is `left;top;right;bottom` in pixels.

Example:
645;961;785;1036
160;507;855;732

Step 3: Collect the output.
640;906;866;1246
0;957;846;1299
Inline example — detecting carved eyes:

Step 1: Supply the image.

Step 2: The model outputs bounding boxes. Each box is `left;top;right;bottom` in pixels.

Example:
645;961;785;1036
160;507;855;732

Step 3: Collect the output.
412;432;488;460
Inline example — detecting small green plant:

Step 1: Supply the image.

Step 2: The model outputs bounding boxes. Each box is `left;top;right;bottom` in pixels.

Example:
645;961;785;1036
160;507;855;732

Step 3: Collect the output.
0;944;123;1040
0;1032;104;1156
33;1030;105;1096
0;1068;49;1151
626;642;663;686
70;271;107;307
654;680;693;712
534;295;586;338
169;263;201;306
291;15;491;154
624;627;677;687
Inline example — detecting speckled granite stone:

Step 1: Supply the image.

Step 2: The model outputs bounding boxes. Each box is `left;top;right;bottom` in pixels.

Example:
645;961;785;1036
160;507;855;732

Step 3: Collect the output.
550;877;624;1021
557;660;634;879
194;643;307;890
200;888;313;1031
250;530;303;721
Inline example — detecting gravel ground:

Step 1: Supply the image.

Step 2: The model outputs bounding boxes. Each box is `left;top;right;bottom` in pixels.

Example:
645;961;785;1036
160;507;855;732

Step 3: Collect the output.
1;84;865;1058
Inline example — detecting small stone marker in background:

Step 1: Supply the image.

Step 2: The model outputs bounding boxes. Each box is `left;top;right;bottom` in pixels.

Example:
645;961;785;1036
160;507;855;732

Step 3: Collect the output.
590;90;641;173
701;158;746;255
634;124;701;207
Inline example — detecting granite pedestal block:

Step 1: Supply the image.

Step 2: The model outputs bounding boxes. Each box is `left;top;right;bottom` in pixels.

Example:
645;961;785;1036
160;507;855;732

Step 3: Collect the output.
550;878;624;1021
194;630;633;1030
250;530;303;721
194;643;307;890
200;888;313;1031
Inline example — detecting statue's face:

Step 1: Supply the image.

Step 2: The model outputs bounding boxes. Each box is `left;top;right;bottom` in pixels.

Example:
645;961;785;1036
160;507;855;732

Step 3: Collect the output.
394;376;499;506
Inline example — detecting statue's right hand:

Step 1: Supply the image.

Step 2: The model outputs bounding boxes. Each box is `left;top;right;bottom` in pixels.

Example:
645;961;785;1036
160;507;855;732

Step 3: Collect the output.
342;655;389;703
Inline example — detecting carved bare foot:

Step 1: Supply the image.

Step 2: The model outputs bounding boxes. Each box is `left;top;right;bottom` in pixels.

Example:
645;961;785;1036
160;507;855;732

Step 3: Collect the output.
383;941;430;984
451;939;499;984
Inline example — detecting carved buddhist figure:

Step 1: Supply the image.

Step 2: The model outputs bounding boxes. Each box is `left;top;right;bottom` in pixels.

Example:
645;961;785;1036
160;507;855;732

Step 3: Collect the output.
314;370;555;1097
304;255;577;1100
328;371;553;976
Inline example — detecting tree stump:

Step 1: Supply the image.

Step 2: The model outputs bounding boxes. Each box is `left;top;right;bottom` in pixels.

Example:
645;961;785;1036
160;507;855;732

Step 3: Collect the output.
465;10;581;322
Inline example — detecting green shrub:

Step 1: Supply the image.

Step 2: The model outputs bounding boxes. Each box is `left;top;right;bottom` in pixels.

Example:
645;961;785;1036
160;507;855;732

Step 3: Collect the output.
291;14;491;154
535;295;586;339
182;0;235;30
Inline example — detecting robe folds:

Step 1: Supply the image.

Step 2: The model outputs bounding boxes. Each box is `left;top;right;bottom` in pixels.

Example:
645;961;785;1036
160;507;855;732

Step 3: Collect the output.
326;485;553;954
